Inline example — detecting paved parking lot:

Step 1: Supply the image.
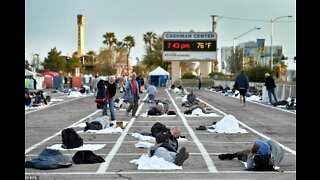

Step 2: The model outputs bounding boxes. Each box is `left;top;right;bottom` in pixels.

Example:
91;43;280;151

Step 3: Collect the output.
25;87;296;180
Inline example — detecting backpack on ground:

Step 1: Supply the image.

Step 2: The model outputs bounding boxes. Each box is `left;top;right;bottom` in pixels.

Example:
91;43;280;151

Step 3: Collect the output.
72;150;105;164
61;128;83;149
167;111;176;115
252;154;275;171
84;121;103;132
147;107;162;116
150;122;170;137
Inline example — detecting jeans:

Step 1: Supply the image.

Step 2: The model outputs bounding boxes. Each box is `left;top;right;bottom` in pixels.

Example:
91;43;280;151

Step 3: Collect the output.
126;95;139;116
154;147;176;163
102;97;115;120
267;88;278;103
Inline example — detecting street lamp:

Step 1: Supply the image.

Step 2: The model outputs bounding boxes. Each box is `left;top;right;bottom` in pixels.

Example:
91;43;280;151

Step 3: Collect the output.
233;27;261;68
270;15;292;70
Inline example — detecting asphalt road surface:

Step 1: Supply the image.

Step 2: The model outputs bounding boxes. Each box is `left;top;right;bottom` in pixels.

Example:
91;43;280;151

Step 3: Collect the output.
25;87;296;180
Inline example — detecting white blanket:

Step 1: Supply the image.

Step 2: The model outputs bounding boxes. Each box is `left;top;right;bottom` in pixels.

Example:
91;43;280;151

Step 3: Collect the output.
135;142;154;149
184;108;221;117
50;98;64;102
47;144;106;151
130;154;182;170
68;91;83;97
72;122;87;128
132;132;188;142
140;112;176;117
207;114;248;133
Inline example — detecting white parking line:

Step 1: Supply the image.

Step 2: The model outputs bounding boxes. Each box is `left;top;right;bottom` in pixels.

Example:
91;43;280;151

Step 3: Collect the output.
166;89;218;173
198;98;296;155
205;89;296;114
25;110;100;154
96;94;148;173
25;95;91;114
25;170;296;175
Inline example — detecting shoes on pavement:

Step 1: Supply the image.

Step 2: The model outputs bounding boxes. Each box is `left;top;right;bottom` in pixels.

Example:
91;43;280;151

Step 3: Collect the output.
218;153;236;160
196;125;206;130
174;147;189;166
125;111;129;117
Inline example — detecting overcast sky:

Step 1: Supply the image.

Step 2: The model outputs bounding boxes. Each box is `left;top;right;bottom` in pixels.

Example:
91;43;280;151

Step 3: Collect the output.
25;0;296;70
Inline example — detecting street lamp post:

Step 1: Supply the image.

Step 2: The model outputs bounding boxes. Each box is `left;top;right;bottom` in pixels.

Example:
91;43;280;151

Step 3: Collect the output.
233;27;261;69
270;15;292;70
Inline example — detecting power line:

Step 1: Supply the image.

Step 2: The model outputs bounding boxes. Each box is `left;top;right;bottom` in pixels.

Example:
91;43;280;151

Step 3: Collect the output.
218;16;295;23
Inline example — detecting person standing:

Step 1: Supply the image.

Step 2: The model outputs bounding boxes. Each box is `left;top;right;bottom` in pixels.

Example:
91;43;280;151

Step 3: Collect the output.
234;70;249;107
125;72;140;118
105;76;116;121
91;75;100;97
264;73;278;104
64;76;68;88
198;73;202;89
25;77;30;93
33;77;37;90
96;79;107;116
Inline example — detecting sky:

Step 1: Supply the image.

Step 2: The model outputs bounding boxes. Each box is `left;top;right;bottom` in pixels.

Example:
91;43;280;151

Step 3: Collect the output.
25;0;296;70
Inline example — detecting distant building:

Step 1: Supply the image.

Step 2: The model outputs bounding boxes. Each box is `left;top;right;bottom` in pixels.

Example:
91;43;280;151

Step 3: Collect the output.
220;41;283;75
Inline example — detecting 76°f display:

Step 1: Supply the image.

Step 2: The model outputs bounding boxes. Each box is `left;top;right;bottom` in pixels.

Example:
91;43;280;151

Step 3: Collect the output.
163;40;216;51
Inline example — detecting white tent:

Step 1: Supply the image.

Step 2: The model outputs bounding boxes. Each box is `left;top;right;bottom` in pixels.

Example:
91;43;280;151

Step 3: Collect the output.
25;69;44;90
148;66;170;87
25;69;37;76
149;66;169;76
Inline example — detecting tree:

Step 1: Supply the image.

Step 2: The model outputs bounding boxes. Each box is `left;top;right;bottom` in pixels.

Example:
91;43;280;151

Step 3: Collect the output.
143;32;157;52
96;49;116;75
86;50;97;64
230;47;243;75
123;35;135;74
142;36;170;71
103;32;118;49
42;47;66;72
245;65;271;82
65;56;82;75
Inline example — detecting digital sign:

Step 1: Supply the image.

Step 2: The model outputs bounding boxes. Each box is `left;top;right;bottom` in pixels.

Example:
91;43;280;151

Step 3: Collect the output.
162;32;217;61
163;40;216;51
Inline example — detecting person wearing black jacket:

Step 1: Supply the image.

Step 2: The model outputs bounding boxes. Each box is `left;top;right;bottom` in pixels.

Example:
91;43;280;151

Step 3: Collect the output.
25;91;32;107
264;73;278;104
106;76;117;121
150;126;189;166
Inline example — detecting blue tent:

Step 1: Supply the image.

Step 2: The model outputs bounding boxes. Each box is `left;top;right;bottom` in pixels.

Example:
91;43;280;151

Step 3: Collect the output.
149;66;170;87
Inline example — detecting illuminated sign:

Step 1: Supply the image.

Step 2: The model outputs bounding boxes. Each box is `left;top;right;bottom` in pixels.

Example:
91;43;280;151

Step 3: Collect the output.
163;32;217;61
163;40;216;51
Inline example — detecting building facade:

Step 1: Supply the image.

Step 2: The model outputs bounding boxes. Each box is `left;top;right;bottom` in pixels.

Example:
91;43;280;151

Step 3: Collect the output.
220;40;283;75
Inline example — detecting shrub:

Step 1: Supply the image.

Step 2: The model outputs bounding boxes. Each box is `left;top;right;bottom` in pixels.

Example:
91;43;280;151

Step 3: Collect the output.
245;65;271;82
182;72;197;79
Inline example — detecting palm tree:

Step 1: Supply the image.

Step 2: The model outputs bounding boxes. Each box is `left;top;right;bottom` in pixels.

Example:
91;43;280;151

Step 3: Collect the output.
86;50;96;64
103;32;117;49
143;32;157;52
123;35;135;74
